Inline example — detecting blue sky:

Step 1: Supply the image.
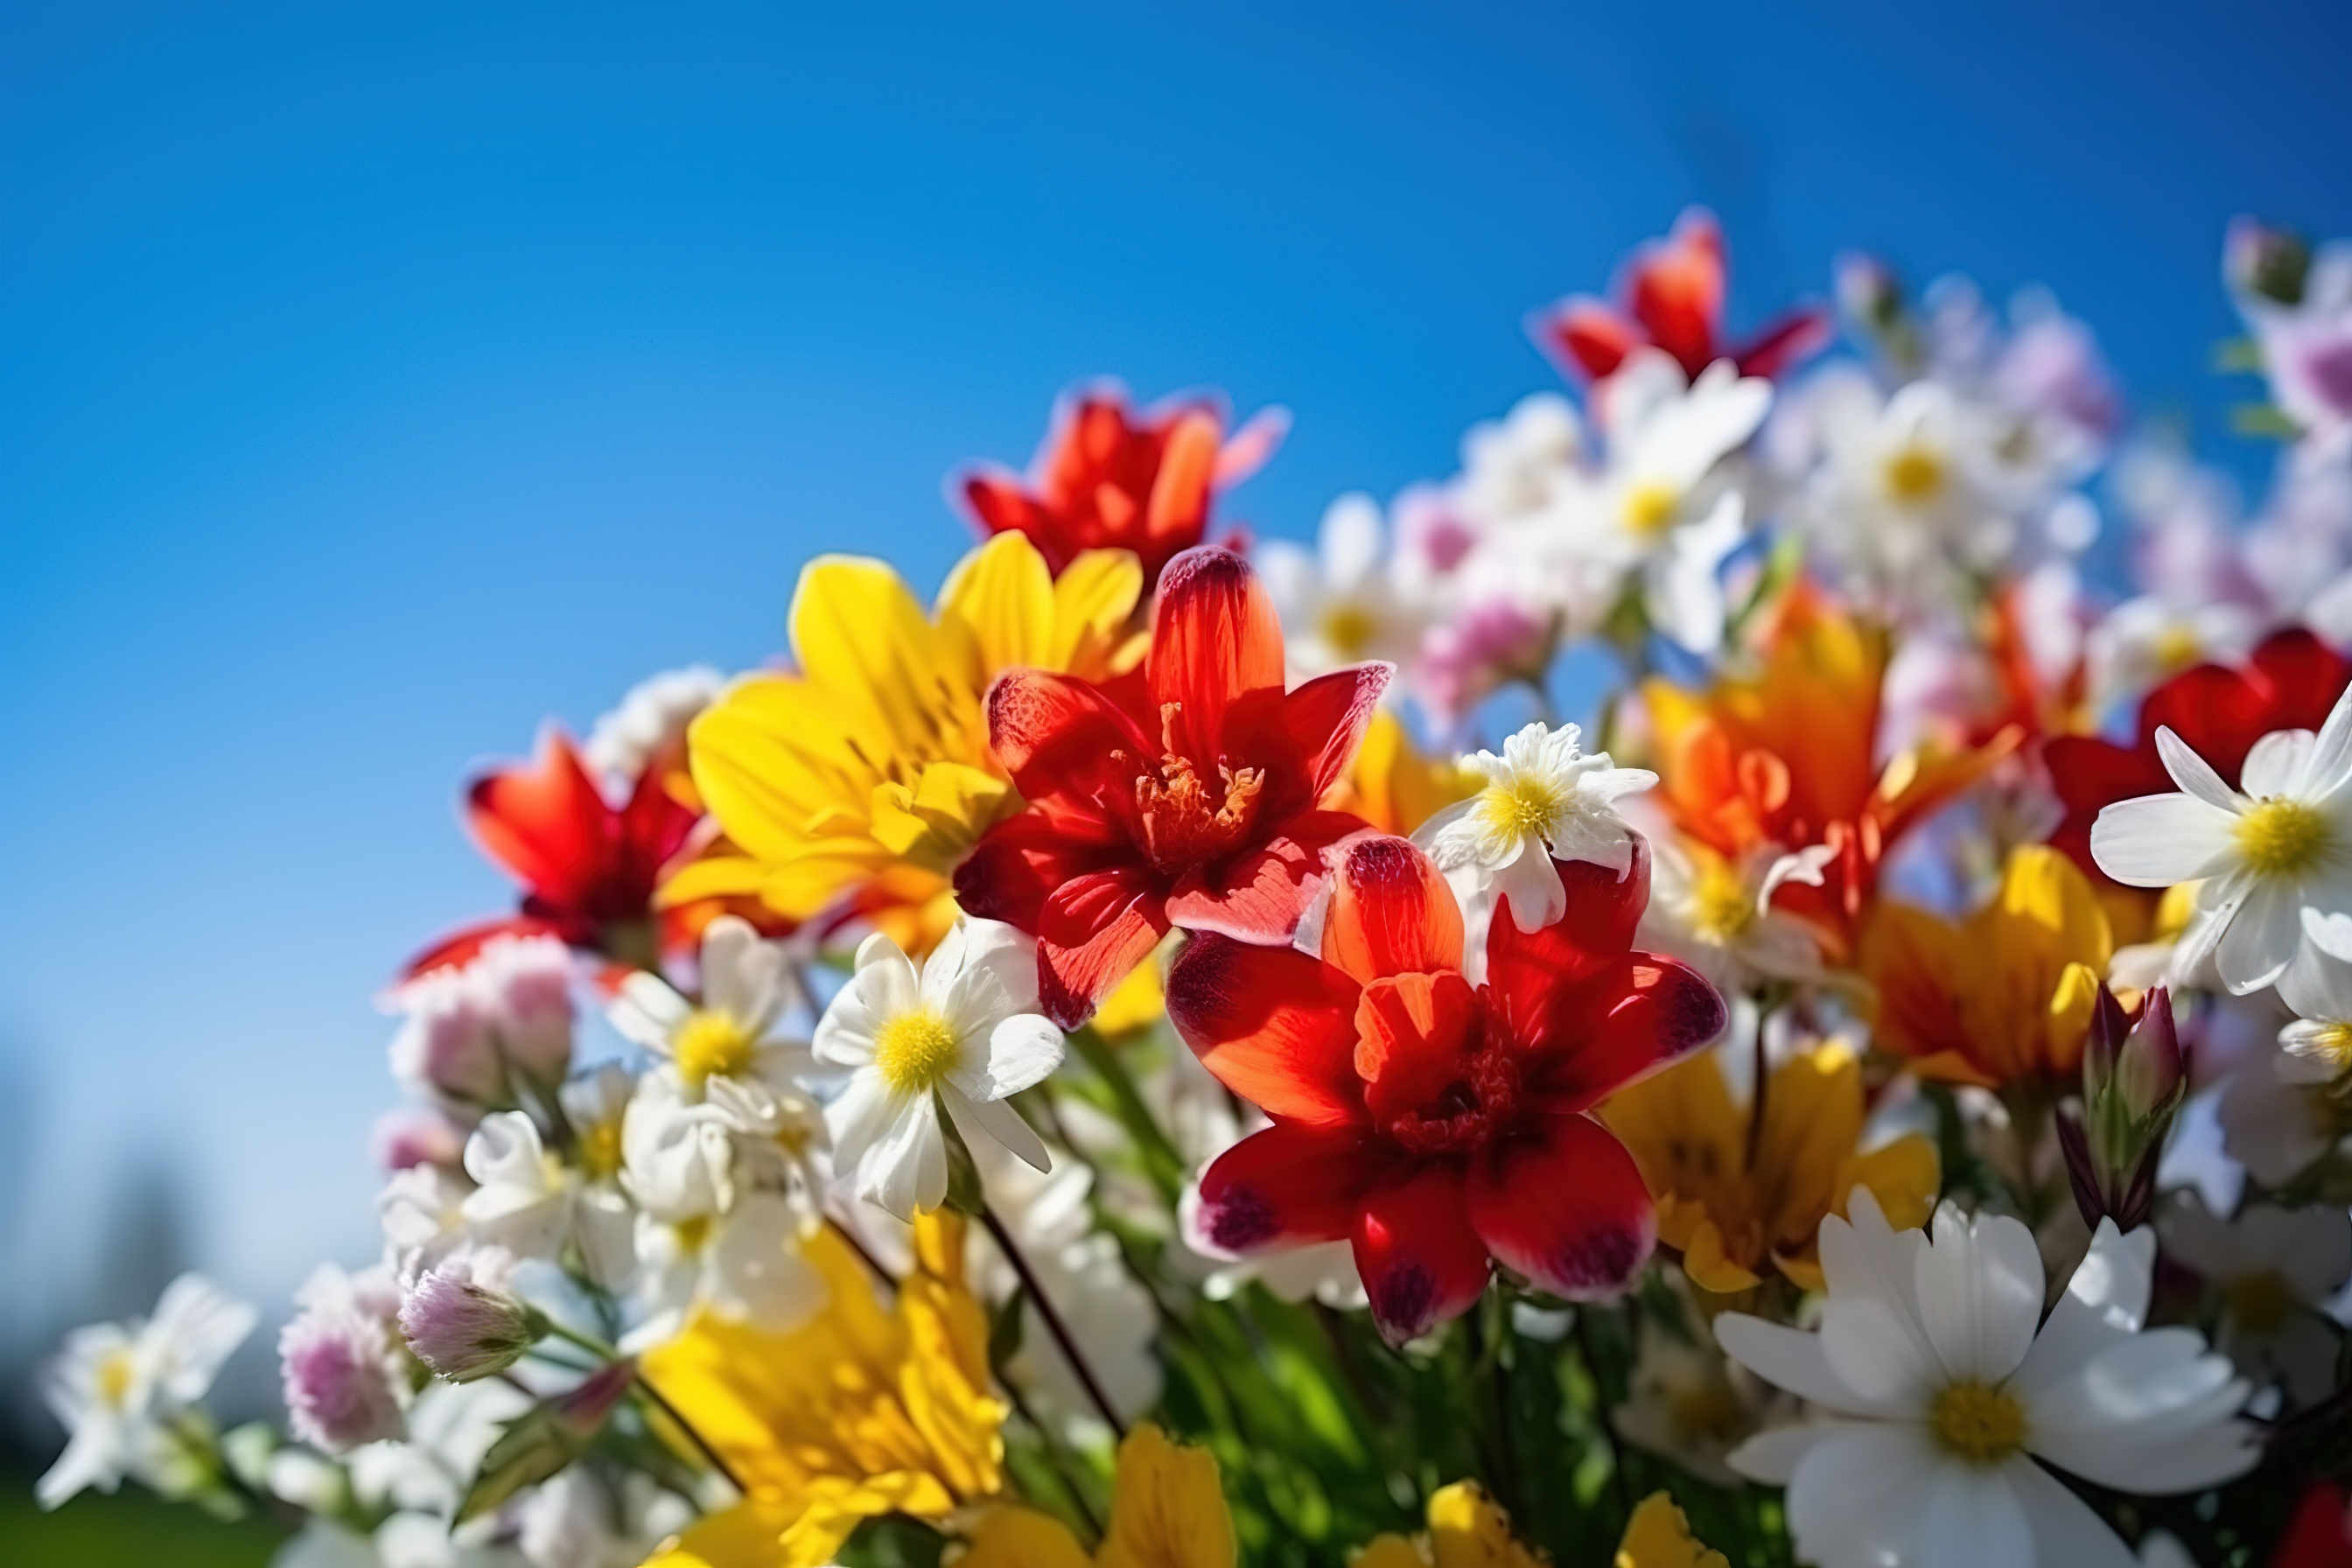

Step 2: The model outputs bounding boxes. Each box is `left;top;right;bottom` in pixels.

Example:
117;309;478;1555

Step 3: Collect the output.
4;0;2350;1334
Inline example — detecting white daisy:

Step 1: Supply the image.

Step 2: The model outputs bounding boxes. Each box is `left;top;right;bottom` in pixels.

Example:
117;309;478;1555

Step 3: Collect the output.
813;917;1063;1222
2159;1189;2352;1406
607;915;820;1138
458;1111;636;1288
1639;836;1836;992
1415;721;1657;959
1718;1188;2258;1568
2090;690;2352;993
1256;492;1429;680
38;1274;257;1508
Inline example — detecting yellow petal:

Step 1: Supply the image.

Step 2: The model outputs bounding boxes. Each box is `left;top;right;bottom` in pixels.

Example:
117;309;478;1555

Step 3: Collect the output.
1093;935;1172;1037
782;1474;956;1566
938;532;1060;676
791;555;974;762
959;1506;1096;1568
868;762;1015;869
1680;1218;1763;1296
1050;547;1146;675
1099;1424;1237;1568
1834;1133;1941;1236
1754;1046;1865;1249
1425;1480;1544;1568
1614;1491;1729;1568
638;1501;799;1568
655;851;772;906
2043;959;2102;1078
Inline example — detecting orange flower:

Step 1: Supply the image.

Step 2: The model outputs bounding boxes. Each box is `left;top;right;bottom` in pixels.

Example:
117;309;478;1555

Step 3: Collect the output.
1642;580;2017;959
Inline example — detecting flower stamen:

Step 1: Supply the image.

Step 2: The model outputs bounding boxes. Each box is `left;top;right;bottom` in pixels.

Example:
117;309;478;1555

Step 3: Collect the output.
674;1010;758;1088
1930;1381;2027;1465
872;1010;960;1094
2236;797;2331;877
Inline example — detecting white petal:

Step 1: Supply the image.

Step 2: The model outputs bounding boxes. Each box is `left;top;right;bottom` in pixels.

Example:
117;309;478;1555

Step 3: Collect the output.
1914;1204;2044;1384
813;935;921;1068
823;1071;903;1182
608;973;692;1054
2154;726;2242;809
1713;1313;1897;1417
942;1086;1051;1173
2014;1220;2154;1396
145;1275;258;1403
707;1195;829;1334
2089;794;2239;886
1783;1422;1946;1568
1494;841;1566;932
1724;1419;1845;1485
2242;728;2318;798
957;1013;1065;1102
2005;1459;2136;1568
931;919;1042;1036
1916;1465;2030;1568
1817;1187;1938;1367
859;1090;945;1223
1819;1298;1938;1410
1414;797;1490;872
2218;878;2301;994
2303;682;2352;804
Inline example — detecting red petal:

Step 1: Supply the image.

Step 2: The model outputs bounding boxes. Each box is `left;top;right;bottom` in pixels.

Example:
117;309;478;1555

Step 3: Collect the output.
467;729;616;912
1353;972;1480;1126
1166;933;1366;1128
1483;838;1652;1015
1532;298;1636;381
1320;834;1465;984
1035;868;1170;1029
1733;305;1833;381
2249;627;2352;732
961;471;1064;565
1352;1165;1491;1346
1466;1114;1655;1301
1194;1122;1382;1253
1142;410;1219;563
1148;547;1284;759
1163;818;1335;943
956;810;1127;933
1519;955;1726;1113
1628;209;1726;379
1214;405;1290;486
984;669;1152;802
1274;662;1393;802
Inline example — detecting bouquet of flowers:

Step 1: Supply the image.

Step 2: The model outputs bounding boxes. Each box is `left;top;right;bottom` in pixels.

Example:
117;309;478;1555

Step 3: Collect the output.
38;209;2352;1568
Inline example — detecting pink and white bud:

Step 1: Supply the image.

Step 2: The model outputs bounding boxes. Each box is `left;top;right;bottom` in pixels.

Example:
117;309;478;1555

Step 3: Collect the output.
373;1105;471;1172
279;1264;410;1452
398;1247;542;1383
386;936;577;1105
472;935;576;1085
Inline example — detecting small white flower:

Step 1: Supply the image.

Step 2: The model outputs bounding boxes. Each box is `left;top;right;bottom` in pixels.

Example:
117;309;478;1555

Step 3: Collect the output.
2278;906;2352;1082
459;1112;635;1288
1257;492;1430;680
625;1188;827;1352
1416;721;1656;962
2216;1047;2338;1188
607;916;818;1136
38;1274;257;1508
582;664;726;793
2159;1189;2352;1406
1611;1271;1788;1488
1640;836;1835;992
814;917;1063;1222
2083;594;2261;717
2090;690;2352;994
1718;1188;2257;1568
377;1163;472;1277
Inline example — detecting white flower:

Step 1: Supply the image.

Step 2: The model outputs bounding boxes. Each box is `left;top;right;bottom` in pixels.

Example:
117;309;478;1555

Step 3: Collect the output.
2159;1189;2352;1406
1611;1271;1788;1488
1415;721;1656;965
582;664;725;792
814;918;1063;1222
1718;1188;2258;1568
2083;594;2262;718
280;1264;412;1452
625;1187;827;1351
607;916;817;1134
2279;906;2352;1082
1565;351;1772;654
1452;391;1583;525
459;1112;635;1287
1257;493;1430;680
1639;836;1834;992
970;1147;1160;1430
2216;1048;2338;1188
379;1164;473;1277
38;1274;257;1508
2090;691;2352;993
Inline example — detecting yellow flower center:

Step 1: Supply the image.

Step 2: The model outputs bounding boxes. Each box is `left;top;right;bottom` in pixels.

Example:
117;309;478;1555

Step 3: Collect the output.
674;1214;712;1256
577;1120;624;1180
96;1348;136;1409
1621;480;1682;536
1319;603;1376;659
2152;622;2202;674
2223;1270;2300;1335
1883;444;1947;504
2235;797;2331;878
1930;1381;2027;1465
1481;774;1565;840
673;1010;758;1088
1689;859;1757;942
1667;1378;1747;1442
2306;1021;2352;1074
872;1009;960;1094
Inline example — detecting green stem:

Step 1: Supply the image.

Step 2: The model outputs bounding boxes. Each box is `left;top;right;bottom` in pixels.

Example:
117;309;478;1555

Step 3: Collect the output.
979;1203;1128;1438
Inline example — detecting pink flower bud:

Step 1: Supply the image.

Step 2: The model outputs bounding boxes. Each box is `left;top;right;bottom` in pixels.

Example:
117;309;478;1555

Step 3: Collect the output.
279;1265;410;1452
398;1248;542;1383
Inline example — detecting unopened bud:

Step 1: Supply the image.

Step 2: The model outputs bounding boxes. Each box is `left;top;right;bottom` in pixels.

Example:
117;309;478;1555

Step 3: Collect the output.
2225;217;2311;308
2062;984;2188;1233
398;1249;543;1383
2113;987;2184;1119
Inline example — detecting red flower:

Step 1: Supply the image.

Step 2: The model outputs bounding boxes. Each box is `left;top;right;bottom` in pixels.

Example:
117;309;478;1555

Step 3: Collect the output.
2274;1482;2352;1568
1172;833;1725;1346
959;385;1286;586
955;546;1388;1027
404;728;700;976
2045;628;2351;886
1530;208;1830;385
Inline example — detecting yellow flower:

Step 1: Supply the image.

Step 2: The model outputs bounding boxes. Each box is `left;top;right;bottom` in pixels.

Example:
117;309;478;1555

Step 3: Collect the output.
1614;1492;1727;1568
1332;710;1477;837
959;1424;1236;1568
1604;1042;1939;1295
1351;1480;1546;1568
1863;844;2112;1088
637;1214;1005;1568
665;533;1142;954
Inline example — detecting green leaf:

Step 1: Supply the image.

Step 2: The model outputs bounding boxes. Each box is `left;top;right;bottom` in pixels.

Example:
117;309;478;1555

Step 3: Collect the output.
456;1404;590;1524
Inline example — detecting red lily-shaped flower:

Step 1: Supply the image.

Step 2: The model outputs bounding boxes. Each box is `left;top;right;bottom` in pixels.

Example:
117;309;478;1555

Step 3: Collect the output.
1530;207;1830;385
1172;833;1725;1346
955;546;1388;1027
404;727;701;976
959;385;1287;586
2045;627;2351;886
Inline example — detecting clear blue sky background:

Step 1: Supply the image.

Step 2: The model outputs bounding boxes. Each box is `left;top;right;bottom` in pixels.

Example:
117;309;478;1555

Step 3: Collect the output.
4;1;2350;1344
